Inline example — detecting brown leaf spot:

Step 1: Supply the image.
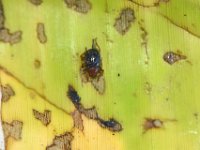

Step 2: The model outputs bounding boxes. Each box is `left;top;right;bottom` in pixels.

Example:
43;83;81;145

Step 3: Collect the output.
34;59;41;69
37;23;47;44
91;76;105;94
163;51;187;65
0;28;22;44
2;120;23;140
79;105;98;120
143;118;176;133
0;1;22;44
46;132;74;150
33;109;51;126
143;118;163;131
114;8;135;35
64;0;91;13
71;110;84;131
29;0;43;6
1;84;15;102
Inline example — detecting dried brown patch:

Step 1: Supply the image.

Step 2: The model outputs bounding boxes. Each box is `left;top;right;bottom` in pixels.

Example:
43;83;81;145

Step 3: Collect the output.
34;59;41;69
46;132;74;150
163;51;187;65
71;110;84;131
80;68;88;83
114;8;135;35
29;0;43;6
2;120;23;140
79;105;98;120
37;23;47;44
1;84;15;102
91;76;105;94
33;109;51;126
0;28;22;44
64;0;91;13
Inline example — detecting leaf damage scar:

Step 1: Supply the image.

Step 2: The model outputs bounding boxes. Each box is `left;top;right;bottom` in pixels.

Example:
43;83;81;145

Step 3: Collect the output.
67;85;122;132
0;0;22;44
33;109;51;126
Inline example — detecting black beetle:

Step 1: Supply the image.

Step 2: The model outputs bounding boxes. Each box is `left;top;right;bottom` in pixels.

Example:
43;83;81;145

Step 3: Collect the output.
81;39;103;78
84;49;101;68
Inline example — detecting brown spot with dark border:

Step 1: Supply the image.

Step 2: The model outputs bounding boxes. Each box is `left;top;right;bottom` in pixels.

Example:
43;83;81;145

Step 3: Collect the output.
163;51;187;65
46;132;74;150
114;8;135;35
1;84;15;102
143;118;176;133
2;120;23;140
0;29;22;44
33;109;51;126
71;110;84;131
143;118;163;133
64;0;91;14
37;23;47;44
34;59;41;69
29;0;43;6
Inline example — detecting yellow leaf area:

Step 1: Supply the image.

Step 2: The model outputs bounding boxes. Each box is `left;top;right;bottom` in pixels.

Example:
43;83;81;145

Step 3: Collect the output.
0;70;124;150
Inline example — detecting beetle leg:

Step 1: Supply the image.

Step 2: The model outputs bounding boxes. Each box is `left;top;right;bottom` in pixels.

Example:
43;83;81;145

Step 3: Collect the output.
92;38;99;50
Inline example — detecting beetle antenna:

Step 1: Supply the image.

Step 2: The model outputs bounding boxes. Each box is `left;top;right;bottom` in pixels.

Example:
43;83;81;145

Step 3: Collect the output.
92;39;95;49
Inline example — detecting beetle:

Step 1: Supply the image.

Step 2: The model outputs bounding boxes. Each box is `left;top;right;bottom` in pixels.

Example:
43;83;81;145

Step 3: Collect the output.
81;39;103;78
